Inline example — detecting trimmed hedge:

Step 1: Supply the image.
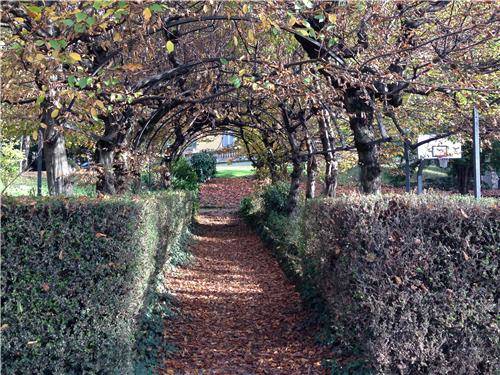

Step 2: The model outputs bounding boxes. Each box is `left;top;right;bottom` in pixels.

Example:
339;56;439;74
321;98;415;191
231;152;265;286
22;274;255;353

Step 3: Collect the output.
242;189;499;373
1;192;193;374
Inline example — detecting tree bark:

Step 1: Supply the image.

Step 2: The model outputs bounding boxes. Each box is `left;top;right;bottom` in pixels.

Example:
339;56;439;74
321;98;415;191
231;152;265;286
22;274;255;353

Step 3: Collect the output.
349;111;381;194
318;111;338;197
281;104;304;215
287;156;303;214
457;164;471;194
95;140;116;195
304;129;317;199
305;154;317;199
43;126;73;196
20;135;30;171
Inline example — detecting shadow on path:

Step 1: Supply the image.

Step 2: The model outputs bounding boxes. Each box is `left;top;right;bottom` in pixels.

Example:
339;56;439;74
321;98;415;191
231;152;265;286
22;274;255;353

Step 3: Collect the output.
161;209;327;374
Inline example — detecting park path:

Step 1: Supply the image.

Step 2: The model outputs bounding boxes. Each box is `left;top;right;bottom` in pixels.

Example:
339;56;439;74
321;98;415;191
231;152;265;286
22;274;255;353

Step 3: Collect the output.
161;179;326;374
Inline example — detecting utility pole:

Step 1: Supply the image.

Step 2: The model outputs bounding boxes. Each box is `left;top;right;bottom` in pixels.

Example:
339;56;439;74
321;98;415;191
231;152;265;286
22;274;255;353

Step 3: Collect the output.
472;107;481;199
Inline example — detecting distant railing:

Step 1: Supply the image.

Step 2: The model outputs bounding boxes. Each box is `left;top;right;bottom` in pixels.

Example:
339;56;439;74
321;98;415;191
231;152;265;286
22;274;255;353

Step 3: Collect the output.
213;150;238;162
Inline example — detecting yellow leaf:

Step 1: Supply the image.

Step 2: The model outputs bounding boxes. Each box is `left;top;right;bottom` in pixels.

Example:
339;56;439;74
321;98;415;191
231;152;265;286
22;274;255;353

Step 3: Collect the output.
166;40;174;53
91;107;98;118
50;109;59;118
233;35;238;46
328;13;337;23
35;53;44;62
248;30;255;44
95;100;105;110
143;7;152;22
238;69;246;76
68;52;81;62
242;4;248;13
113;32;122;42
288;15;297;27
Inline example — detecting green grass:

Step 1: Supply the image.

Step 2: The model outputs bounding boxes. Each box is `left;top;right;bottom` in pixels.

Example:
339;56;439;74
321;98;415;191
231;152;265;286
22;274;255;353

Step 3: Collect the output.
1;173;96;197
337;165;451;187
215;163;255;178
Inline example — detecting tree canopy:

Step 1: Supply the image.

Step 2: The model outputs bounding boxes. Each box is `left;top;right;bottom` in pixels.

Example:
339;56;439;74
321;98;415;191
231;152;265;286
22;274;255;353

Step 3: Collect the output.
1;0;498;209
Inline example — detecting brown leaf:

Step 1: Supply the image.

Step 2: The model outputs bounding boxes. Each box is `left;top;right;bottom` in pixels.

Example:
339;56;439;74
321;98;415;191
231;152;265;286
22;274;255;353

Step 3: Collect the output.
41;283;50;292
366;252;376;262
95;232;107;238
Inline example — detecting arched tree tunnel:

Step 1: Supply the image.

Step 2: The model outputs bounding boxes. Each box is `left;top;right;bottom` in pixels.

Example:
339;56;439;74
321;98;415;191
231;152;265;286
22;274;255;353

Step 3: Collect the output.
2;1;498;210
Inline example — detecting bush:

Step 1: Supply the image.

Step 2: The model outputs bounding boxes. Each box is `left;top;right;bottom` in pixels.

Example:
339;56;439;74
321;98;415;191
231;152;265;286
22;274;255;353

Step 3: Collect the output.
1;192;193;374
261;181;289;214
0;141;23;187
305;196;500;373
242;191;499;373
190;152;216;182
171;157;199;191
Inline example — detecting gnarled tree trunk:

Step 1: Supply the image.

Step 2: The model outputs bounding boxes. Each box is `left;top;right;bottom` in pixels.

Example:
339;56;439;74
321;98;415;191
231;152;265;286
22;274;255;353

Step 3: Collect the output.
318;111;338;197
348;108;381;194
344;88;381;194
304;128;317;199
43;126;73;196
95;140;116;195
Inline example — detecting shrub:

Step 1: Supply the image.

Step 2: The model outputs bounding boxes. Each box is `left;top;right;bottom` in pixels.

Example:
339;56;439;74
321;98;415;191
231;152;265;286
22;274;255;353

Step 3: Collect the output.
261;181;289;214
1;192;193;374
0;141;24;187
303;195;500;373
171;157;199;191
242;190;499;373
190;152;216;182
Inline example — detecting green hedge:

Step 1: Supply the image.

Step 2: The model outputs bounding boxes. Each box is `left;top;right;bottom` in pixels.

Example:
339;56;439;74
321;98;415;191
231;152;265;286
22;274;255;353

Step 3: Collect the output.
241;189;499;373
1;192;193;374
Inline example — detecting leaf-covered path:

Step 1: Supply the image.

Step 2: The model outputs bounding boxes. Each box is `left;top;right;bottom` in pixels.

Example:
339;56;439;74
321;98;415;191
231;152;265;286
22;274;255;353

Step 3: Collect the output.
162;180;326;374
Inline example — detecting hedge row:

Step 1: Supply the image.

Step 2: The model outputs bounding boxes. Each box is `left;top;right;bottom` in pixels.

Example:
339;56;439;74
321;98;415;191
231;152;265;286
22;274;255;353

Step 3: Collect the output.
241;188;499;373
1;192;193;374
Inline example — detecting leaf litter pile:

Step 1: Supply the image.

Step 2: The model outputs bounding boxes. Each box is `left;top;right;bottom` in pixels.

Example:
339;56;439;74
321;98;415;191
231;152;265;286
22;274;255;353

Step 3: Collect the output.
162;178;327;374
199;177;259;208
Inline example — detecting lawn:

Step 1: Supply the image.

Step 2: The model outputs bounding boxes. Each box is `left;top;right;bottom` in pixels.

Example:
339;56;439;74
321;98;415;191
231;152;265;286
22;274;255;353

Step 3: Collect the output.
215;163;255;178
1;172;96;197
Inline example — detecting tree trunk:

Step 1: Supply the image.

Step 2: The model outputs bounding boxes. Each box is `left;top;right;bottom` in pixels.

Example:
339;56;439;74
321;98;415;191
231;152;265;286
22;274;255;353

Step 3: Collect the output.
162;162;172;189
113;150;132;194
318;111;338;197
306;155;317;199
95;140;116;195
43;127;73;196
457;164;471;194
304;129;317;199
287;157;303;214
324;154;338;198
20;135;30;171
349;112;381;194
